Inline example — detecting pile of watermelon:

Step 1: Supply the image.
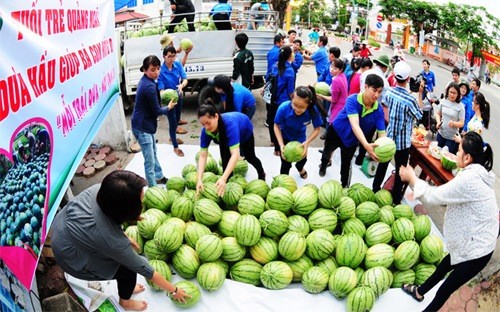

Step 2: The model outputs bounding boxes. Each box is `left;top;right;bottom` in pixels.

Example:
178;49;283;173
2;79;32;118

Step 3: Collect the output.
124;154;446;310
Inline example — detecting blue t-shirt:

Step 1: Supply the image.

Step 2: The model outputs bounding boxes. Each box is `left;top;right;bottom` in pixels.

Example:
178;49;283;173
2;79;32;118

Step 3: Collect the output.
274;101;323;142
318;62;333;85
462;91;474;131
270;63;296;105
333;93;386;148
131;74;169;134
311;46;329;76
221;83;256;112
200;112;253;150
210;3;232;16
266;45;280;79
157;60;187;90
421;70;436;92
292;52;303;74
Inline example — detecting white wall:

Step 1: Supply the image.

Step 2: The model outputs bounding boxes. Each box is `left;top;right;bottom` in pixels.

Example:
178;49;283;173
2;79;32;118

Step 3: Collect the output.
92;97;129;151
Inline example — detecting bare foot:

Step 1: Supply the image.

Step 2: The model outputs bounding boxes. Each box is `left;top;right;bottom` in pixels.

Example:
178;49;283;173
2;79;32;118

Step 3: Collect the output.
119;298;148;311
133;284;145;294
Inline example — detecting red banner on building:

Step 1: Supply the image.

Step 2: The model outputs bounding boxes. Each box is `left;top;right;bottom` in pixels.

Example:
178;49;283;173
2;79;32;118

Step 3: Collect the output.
481;50;500;66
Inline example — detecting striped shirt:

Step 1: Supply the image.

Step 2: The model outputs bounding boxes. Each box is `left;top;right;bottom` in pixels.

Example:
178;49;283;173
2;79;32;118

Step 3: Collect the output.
386;86;422;150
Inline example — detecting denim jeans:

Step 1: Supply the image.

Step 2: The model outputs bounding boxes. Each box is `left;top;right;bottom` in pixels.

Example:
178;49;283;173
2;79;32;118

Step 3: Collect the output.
132;129;164;186
167;96;183;148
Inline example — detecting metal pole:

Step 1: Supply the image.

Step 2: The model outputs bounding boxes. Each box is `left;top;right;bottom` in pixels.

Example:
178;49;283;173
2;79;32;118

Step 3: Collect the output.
365;0;370;40
308;3;311;28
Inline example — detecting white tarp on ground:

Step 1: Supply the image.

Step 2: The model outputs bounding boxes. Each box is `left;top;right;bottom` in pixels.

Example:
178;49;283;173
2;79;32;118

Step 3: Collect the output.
67;144;443;312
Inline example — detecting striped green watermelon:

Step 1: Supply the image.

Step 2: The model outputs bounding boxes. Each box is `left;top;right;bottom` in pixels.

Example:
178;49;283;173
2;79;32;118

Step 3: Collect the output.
238;193;266;216
287;215;310;236
259;209;289;238
200;182;222;204
245;179;270;199
391;269;416;288
355;201;380;226
184;171;199;190
413;215;432;242
414;263;437;285
420;234;444;264
308;208;338;232
196;234;223;262
266;187;294;214
163;189;181;212
374;189;393;207
301;266;329;294
346;286;376;312
278;231;307;261
218;210;241;237
172;244;200;278
147;259;171;290
170;280;200;308
328;266;358;299
364;243;395;269
342;217;366;238
164;217;186;233
166;176;185;193
222;182;244;207
394;240;420;270
202;172;219;184
365;222;393;247
220;237;246;262
360;266;393;298
205;157;219;174
315;256;338;276
260;261;294;290
335;233;367;269
228;174;248;190
379;206;395;225
181;164;197;179
154;223;183;253
393;204;414;219
213;259;230;276
233;159;249;176
336;196;356;220
374;137;396;163
441;151;457;171
184;221;211;248
283;141;305;162
354;267;365;283
144;208;169;224
318;180;343;209
143;240;167;261
271;174;297;193
292;186;318;215
193;198;223;225
170;196;194;222
142;187;169;210
286;255;314;282
249;236;279;264
392;217;415;243
303;183;319;192
124;225;144;254
234;214;261;246
348;183;375;206
196;262;226;291
230;258;263;286
137;212;162;239
305;229;335;260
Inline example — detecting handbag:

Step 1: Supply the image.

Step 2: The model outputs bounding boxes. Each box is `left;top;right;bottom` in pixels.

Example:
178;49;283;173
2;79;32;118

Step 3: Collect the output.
382;170;396;191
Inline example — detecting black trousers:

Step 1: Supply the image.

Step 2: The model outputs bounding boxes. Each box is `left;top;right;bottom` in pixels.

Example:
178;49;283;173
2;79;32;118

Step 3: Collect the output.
419;252;493;312
280;139;307;175
212;13;232;30
112;265;137;300
372;148;409;204
266;104;279;152
220;135;265;179
168;10;195;33
355;128;375;164
320;125;357;187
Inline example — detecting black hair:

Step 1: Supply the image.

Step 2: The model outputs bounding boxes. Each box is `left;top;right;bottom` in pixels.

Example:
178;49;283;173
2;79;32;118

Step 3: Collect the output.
274;34;284;44
365;74;384;89
351;57;362;71
288;29;297;35
474;93;490;129
140;55;161;72
329;47;341;58
458;82;470;96
422;59;430;66
360;57;373;69
293;39;302;47
332;58;345;72
451;67;460;76
318;36;328;46
352;46;361;52
198;100;219;118
235;33;249;49
278;46;292;76
162;45;177;56
462;131;493;171
445;83;461;103
213;75;235;112
96;170;147;224
472;77;481;89
294;86;327;117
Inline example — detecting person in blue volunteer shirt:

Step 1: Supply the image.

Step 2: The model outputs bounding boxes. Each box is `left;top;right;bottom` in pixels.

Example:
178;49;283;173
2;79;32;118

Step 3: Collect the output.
210;0;232;30
212;74;257;119
421;59;436;98
319;74;386;187
274;86;324;178
266;34;284;79
131;55;176;186
291;39;304;76
196;103;266;197
318;47;341;85
304;36;329;77
158;46;188;157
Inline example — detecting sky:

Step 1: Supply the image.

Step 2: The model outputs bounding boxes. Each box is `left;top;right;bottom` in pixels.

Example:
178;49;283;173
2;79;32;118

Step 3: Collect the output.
426;0;500;20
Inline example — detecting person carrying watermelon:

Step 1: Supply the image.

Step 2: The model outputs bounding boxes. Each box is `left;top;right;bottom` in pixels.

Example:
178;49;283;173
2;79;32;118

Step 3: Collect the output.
318;74;386;187
399;131;497;312
274;86;324;178
196;102;266;197
51;171;190;311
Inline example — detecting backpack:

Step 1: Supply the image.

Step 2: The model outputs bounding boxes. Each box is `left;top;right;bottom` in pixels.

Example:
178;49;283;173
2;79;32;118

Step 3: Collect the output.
262;74;279;106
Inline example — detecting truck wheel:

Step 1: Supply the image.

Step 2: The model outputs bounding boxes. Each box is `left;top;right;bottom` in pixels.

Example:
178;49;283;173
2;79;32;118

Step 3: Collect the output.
197;85;223;111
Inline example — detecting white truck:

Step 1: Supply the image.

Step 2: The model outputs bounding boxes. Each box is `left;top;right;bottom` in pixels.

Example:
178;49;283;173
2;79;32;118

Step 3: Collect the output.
116;9;278;110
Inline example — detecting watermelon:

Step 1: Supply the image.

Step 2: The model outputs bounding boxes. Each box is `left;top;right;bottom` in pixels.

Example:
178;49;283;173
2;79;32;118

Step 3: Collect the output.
364;222;393;247
374;189;393;207
287;215;310;236
354;267;365;283
196;262;226;291
170;196;194;222
391;269;416;288
249;237;279;264
193;198;222;225
166;176;185;193
318;180;343;209
271;174;297;193
266;187;294;213
228;174;248;190
360;266;393;298
335;233;367;269
282;141;305;162
315;82;331;96
213;259;230;276
143;240;167;261
259;209;289;238
303;183;319;192
292;186;318;215
391;217;415;243
441;151;457;171
163;217;186;233
170;280;200;308
238;193;265;216
392;204;414;219
160;89;179;105
301;266;329;294
218;210;241;237
183;189;198;203
364;243;395;269
142;187;168;210
278;231;307;261
137;212;162;239
413;215;431;241
315;256;338;275
305;229;335;260
182;164;197;179
221;182;244;207
286;255;314;282
260;261;293;290
245;179;270;199
124;225;144;254
379;206;395;225
355;201;380;226
230;259;263;286
200;182;221;203
336;196;356;220
220;236;246;262
179;38;193;50
184;221;211;248
374;137;396;163
164;189;181;211
307;208;338;232
196;234;223;262
202;172;218;184
346;286;376;312
233;159;249;176
394;240;420;270
154;223;183;253
328;266;358;299
205;157;219;174
414;263;437;285
342;218;366;238
234;214;261;246
348;184;375;206
147;260;171;290
172;244;200;278
184;171;199;190
144;208;169;223
420;234;444;264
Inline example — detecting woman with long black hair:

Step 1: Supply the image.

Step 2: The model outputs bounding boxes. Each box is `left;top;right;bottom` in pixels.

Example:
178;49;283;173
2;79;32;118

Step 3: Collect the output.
212;74;257;119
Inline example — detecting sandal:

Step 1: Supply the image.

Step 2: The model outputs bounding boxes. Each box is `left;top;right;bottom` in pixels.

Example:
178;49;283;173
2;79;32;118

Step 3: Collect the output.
174;148;185;157
178;119;188;125
402;284;424;302
299;169;308;179
176;127;188;134
169;138;184;145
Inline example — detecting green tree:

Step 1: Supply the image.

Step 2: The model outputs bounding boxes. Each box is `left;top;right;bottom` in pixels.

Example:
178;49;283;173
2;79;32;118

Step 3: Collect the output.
294;0;334;28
